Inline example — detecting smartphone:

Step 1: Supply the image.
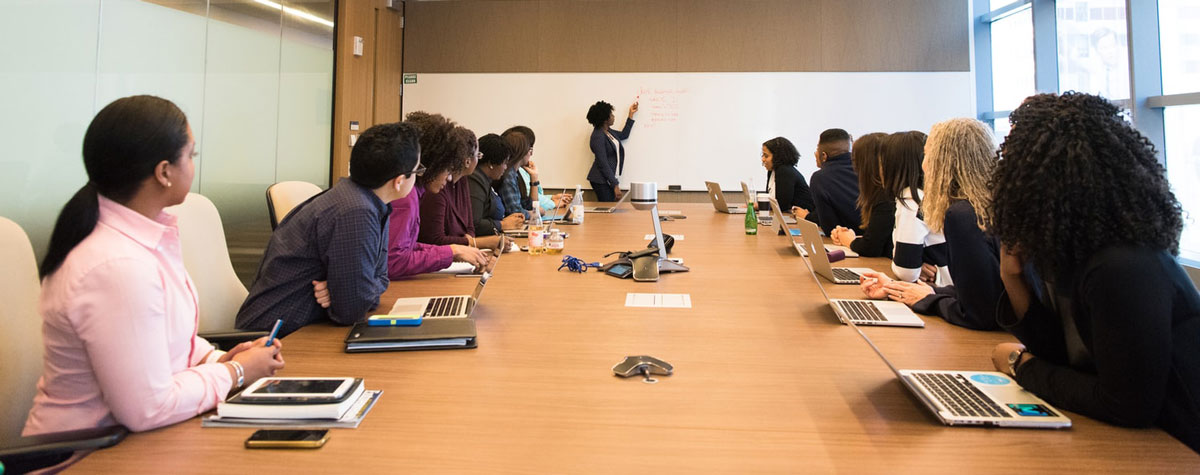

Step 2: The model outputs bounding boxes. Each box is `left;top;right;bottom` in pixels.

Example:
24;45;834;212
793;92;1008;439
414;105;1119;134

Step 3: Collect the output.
245;429;330;449
606;263;633;278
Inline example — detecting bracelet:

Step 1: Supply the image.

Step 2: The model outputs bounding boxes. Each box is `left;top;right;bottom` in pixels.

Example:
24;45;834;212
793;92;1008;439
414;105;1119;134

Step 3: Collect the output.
229;361;245;388
467;235;476;247
530;181;540;186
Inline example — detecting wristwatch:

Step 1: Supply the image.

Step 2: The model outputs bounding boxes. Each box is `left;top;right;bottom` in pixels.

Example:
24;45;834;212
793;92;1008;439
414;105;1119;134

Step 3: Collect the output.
1006;348;1029;377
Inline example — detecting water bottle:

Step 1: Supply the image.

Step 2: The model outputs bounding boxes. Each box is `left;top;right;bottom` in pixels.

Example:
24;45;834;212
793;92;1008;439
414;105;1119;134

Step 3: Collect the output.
570;184;585;224
745;199;758;235
528;205;544;254
546;229;565;254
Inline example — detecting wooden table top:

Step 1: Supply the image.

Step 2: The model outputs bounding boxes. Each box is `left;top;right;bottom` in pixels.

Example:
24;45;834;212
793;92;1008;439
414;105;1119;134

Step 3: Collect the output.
72;203;1199;473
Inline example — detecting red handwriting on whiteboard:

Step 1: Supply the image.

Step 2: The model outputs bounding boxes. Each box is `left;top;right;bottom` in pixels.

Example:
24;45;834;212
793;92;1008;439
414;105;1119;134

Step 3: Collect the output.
636;87;689;128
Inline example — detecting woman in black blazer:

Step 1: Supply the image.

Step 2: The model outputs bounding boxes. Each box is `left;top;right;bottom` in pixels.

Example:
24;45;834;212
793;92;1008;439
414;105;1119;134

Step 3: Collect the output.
585;100;638;202
761;137;816;216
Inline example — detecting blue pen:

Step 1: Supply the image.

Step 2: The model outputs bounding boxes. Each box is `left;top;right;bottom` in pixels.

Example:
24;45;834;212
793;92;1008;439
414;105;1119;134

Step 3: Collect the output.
265;319;283;347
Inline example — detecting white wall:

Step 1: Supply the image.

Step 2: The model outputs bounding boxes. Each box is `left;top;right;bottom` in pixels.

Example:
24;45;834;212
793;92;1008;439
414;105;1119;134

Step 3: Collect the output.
401;72;975;192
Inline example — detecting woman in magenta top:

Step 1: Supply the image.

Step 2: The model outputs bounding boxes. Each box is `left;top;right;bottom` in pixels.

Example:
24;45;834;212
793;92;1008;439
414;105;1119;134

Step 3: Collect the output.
388;113;489;279
410;112;509;252
24;96;284;440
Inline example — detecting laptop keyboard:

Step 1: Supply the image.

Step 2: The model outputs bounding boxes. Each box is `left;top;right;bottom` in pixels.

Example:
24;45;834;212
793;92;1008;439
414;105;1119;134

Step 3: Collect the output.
832;268;861;282
424;296;466;317
836;300;887;322
912;372;1011;418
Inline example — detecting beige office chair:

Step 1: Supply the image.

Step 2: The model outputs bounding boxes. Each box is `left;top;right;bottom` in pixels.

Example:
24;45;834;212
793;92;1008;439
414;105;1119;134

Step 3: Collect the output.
0;217;44;445
266;181;322;229
165;193;249;334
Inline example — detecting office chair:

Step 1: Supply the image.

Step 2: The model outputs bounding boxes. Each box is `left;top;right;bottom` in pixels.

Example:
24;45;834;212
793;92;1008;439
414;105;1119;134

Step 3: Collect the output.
165;193;266;348
266;181;322;230
0;217;128;472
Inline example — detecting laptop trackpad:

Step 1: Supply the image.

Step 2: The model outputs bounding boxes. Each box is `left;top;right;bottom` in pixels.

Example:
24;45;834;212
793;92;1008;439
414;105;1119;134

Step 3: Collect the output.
388;299;426;316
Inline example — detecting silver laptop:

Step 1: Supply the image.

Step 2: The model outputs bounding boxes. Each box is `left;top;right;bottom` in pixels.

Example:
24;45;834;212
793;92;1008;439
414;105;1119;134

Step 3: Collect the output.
793;216;875;285
387;251;500;318
705;181;746;214
798;240;925;328
766;197;858;258
847;310;1070;428
584;188;630;213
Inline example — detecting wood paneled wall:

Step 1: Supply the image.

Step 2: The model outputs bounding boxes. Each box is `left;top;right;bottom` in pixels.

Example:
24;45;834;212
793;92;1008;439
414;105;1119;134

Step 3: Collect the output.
403;0;969;73
332;0;405;181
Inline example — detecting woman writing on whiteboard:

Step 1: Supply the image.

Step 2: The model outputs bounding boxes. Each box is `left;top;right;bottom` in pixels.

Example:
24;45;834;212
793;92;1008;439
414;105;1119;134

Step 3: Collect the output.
585;100;638;202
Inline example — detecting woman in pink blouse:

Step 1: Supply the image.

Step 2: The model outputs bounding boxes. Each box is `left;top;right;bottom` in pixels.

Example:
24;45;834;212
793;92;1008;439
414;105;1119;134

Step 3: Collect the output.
23;96;284;438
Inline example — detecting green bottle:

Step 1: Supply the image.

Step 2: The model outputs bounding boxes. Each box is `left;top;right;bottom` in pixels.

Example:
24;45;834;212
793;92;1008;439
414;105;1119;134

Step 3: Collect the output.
744;200;758;235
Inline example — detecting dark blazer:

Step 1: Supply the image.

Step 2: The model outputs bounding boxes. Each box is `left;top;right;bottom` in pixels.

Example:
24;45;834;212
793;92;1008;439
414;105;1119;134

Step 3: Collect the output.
768;165;815;214
999;247;1200;452
910;200;1002;331
809;152;861;235
467;168;503;237
586;118;635;187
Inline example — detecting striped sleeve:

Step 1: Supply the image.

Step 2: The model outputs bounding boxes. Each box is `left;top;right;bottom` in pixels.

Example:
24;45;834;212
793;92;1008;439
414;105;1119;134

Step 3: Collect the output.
891;198;928;282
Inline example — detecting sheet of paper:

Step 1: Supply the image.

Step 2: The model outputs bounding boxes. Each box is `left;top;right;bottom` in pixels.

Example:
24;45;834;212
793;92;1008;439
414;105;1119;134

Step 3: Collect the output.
644;234;683;241
625;293;692;308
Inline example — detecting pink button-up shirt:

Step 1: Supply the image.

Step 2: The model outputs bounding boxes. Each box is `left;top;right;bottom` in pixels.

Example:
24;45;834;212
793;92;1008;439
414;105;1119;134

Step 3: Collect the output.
23;195;232;435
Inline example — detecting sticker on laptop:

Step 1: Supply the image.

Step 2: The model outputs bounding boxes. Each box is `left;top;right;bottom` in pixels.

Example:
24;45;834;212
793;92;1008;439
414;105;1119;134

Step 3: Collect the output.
970;374;1011;385
1007;403;1059;417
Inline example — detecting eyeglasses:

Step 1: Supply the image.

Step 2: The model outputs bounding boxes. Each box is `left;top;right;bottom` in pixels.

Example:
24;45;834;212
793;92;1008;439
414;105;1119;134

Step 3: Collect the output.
404;163;426;178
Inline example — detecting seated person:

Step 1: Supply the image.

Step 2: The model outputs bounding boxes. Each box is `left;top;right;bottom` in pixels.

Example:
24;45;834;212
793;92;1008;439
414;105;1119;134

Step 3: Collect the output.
502;125;571;215
26;95;283;441
808;128;861;235
830;133;893;257
387;113;490;279
236;122;421;337
417;123;513;252
986;92;1200;452
878;131;949;285
760;136;817;223
470;133;523;236
858;118;1002;331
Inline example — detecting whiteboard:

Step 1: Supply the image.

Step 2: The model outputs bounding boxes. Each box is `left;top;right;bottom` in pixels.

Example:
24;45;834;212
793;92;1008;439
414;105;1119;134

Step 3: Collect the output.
401;72;975;192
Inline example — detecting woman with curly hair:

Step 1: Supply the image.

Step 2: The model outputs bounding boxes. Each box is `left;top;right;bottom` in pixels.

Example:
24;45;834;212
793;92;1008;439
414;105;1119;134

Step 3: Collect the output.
387;112;493;278
858;119;1002;330
831;132;892;257
387;113;501;277
585;100;638;202
987;92;1200;452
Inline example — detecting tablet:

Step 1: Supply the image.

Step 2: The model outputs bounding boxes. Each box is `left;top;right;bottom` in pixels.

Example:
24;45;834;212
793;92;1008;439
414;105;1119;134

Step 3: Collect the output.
240;377;356;401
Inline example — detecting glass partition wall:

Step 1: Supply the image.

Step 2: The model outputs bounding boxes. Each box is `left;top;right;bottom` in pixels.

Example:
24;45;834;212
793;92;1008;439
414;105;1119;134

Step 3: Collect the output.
0;0;334;286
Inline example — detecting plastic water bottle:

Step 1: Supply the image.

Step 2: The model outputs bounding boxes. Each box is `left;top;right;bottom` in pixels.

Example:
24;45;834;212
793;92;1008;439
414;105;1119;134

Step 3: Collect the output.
546;229;565;254
570;184;585;224
528;205;545;255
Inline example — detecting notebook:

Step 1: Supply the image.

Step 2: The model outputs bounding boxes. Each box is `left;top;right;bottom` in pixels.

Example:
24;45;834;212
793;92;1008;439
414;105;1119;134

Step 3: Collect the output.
344;317;478;353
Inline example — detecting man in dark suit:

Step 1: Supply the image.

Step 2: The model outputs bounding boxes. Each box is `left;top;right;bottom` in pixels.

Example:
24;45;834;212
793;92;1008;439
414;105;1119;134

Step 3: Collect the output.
807;128;862;235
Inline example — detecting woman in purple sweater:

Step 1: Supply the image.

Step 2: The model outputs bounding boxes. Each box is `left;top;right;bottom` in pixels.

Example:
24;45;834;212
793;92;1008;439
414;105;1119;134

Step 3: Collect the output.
388;113;490;279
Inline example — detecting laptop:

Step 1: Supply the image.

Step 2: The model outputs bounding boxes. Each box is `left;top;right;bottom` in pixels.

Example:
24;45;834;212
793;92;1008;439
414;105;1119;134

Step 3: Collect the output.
766;197;858;258
797;239;925;328
387;252;500;318
584;188;631;213
839;299;1070;427
792;216;875;285
705;181;747;214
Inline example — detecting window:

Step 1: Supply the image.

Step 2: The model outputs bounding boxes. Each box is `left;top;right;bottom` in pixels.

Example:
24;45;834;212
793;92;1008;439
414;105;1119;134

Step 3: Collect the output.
1158;0;1200;95
1164;105;1200;259
991;8;1036;112
1056;0;1130;100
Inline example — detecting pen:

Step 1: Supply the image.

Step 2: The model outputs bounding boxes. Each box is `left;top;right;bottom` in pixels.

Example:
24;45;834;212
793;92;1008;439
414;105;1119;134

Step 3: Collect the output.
265;319;283;347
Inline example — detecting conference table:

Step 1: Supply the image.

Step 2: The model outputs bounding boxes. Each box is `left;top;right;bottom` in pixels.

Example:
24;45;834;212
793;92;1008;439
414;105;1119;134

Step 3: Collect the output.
72;203;1199;473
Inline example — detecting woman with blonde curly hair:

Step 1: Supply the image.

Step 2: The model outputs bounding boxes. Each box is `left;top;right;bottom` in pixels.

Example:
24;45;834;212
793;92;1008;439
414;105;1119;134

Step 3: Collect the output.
859;118;1003;330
